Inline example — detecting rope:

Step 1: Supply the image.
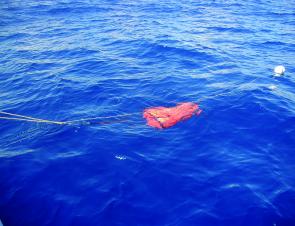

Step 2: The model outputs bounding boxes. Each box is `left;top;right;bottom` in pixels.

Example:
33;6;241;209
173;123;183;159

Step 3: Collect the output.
0;111;67;125
198;77;260;103
0;116;64;124
62;112;141;124
0;111;140;125
0;111;52;121
0;77;260;126
198;90;236;103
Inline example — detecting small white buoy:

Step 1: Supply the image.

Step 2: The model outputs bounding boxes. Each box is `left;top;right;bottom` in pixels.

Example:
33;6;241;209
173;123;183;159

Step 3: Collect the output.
274;65;285;76
268;84;277;90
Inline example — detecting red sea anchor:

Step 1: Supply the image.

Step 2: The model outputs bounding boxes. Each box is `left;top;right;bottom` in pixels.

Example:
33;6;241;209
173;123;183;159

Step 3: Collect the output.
143;102;202;129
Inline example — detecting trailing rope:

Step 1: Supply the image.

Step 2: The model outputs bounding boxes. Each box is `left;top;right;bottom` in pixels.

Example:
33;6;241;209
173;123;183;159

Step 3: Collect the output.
0;111;141;125
0;77;260;126
0;116;62;124
198;77;260;103
62;112;141;124
0;111;67;125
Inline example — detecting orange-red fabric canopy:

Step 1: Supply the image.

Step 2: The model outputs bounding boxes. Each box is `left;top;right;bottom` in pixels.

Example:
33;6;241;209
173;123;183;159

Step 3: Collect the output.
143;102;202;129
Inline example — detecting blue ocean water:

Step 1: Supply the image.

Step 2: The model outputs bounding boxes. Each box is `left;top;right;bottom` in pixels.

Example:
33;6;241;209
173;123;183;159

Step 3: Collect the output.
0;0;295;225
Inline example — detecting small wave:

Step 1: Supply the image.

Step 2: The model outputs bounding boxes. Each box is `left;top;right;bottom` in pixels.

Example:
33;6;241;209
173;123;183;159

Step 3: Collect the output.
207;26;254;34
140;42;216;62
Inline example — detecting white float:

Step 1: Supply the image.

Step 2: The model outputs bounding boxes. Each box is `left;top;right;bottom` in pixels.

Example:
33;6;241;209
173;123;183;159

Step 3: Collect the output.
268;84;277;90
274;65;285;76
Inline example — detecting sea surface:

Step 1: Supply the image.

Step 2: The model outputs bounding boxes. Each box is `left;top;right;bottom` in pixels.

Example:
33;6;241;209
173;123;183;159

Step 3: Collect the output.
0;0;295;225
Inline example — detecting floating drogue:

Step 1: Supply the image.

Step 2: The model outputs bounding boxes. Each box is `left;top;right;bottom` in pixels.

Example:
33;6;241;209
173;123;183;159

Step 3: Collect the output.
143;102;202;129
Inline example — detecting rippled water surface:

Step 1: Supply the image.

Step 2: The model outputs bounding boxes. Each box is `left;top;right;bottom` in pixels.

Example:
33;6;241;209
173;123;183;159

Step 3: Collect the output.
0;0;295;225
